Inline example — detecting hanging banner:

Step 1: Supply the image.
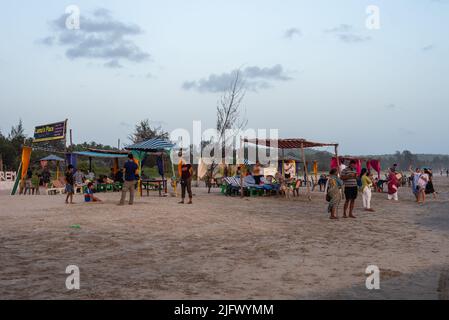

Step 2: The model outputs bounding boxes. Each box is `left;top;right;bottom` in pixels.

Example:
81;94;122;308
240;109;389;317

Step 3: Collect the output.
21;146;32;179
33;120;67;143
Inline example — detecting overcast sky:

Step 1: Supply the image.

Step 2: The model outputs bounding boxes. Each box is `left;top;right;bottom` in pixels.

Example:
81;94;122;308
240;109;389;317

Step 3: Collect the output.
0;0;448;155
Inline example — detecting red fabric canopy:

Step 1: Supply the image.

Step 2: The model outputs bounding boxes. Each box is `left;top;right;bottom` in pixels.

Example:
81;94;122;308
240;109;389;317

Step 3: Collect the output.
244;138;338;149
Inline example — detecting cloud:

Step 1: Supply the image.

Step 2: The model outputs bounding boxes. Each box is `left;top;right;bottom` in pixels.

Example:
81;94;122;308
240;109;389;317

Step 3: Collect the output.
324;24;371;43
325;24;353;33
38;36;55;46
422;44;435;52
284;28;302;39
182;65;292;93
41;8;150;67
337;34;371;43
104;59;123;68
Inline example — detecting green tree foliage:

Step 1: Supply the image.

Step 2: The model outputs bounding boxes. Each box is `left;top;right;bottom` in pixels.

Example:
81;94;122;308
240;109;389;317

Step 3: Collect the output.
128;119;169;144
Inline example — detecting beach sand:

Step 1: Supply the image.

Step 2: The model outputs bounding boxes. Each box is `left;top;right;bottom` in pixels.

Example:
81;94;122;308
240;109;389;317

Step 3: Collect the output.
1;177;448;299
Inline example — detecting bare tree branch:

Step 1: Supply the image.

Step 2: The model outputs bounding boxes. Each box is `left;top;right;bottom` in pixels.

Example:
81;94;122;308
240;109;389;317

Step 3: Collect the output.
206;68;248;191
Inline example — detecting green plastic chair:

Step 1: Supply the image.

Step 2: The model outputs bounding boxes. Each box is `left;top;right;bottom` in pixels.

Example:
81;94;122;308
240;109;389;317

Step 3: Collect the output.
97;184;106;192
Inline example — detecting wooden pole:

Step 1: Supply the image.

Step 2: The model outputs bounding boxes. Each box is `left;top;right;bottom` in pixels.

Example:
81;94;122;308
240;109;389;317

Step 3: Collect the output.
240;137;244;198
300;142;311;200
334;144;340;175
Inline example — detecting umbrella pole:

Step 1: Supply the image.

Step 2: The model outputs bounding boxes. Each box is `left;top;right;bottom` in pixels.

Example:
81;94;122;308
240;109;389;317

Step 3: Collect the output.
301;143;311;201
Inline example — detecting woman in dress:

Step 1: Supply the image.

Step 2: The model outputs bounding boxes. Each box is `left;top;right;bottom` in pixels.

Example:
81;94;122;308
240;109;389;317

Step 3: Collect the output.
387;167;400;201
424;169;436;199
326;168;343;219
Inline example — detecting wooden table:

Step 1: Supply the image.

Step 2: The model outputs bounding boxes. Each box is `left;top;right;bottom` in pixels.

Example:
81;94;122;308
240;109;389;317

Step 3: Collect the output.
141;179;167;197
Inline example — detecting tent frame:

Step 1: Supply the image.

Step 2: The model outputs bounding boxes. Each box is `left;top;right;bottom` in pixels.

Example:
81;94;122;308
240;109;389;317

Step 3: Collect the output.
243;138;340;200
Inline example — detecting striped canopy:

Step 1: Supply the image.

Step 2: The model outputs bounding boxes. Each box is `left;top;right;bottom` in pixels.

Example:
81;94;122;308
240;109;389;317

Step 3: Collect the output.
40;154;65;162
125;138;175;152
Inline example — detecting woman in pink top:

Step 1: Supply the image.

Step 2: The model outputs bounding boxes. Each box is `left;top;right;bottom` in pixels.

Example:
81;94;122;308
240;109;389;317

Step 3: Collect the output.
417;171;429;204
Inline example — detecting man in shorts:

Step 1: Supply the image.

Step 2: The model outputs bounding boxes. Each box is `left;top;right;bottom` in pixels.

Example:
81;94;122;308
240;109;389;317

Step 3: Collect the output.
65;164;75;204
341;160;358;218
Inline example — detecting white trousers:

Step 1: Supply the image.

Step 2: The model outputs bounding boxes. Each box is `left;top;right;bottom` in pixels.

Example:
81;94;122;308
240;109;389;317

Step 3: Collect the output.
388;192;398;201
362;187;372;209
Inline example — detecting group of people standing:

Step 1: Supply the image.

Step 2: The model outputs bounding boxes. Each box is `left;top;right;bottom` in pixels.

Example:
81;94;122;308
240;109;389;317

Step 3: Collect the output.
325;160;436;220
409;167;436;204
326;160;379;220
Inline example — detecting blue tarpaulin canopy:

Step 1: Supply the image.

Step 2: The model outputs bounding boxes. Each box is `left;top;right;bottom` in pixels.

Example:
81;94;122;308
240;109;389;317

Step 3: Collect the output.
40;154;65;162
73;151;128;158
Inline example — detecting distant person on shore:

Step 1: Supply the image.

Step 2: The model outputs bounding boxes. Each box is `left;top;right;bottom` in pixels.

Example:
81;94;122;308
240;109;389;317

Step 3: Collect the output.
387;168;400;201
417;169;429;204
424;168;437;199
84;182;102;203
360;168;375;211
41;167;51;188
73;169;85;186
446;169;448;177
23;168;33;195
341;160;358;218
318;174;328;192
118;154;138;206
252;161;263;185
65;164;75;204
178;151;193;204
409;167;421;202
410;166;429;204
32;169;40;195
325;168;342;219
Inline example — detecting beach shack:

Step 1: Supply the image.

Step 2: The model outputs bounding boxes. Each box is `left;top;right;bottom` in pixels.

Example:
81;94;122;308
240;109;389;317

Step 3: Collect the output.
243;138;339;200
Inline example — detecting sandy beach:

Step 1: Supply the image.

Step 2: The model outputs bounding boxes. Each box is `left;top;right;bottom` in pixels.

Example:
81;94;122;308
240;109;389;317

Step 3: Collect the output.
1;177;448;300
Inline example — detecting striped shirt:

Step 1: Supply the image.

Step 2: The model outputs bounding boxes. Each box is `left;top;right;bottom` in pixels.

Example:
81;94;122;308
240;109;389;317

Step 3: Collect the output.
341;167;358;187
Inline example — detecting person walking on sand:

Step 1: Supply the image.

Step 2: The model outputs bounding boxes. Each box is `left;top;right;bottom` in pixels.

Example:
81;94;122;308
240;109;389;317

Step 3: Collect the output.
417;169;429;204
65;165;75;204
424;169;437;199
178;151;193;204
118;153;138;206
387;167;400;201
409;167;421;202
325;168;342;219
341;160;358;218
360;168;375;212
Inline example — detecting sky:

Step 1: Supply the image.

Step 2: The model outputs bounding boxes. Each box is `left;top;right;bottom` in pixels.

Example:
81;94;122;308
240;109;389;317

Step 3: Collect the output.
0;0;448;155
